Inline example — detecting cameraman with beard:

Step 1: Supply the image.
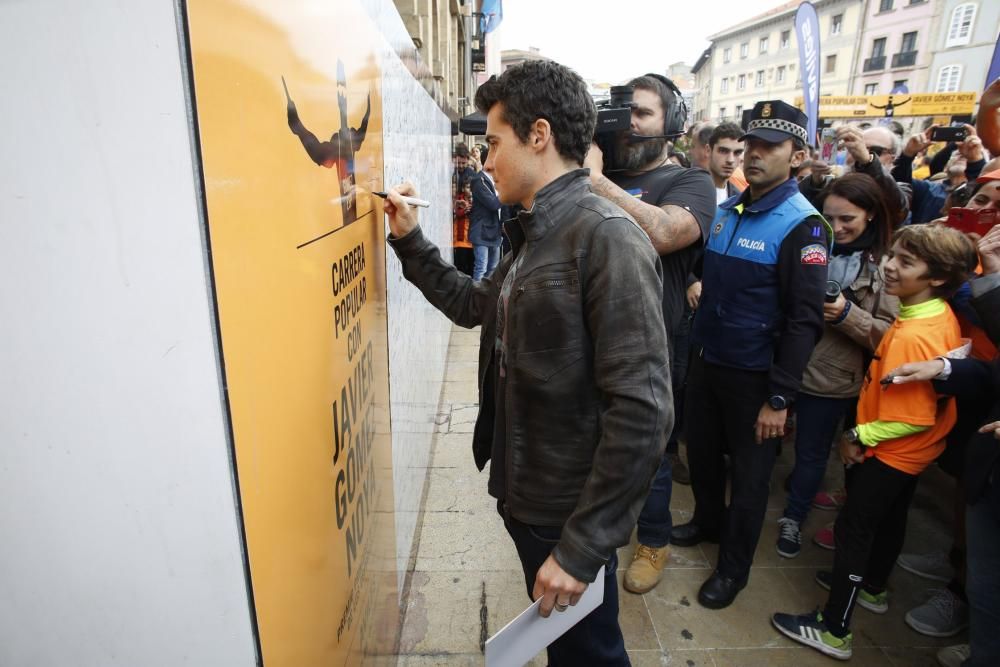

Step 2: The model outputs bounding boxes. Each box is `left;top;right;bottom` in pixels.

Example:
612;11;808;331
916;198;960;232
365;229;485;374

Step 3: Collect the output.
585;74;716;595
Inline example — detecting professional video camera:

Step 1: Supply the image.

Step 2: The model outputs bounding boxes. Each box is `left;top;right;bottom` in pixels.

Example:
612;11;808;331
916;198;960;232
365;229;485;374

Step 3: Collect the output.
592;85;635;166
594;75;688;172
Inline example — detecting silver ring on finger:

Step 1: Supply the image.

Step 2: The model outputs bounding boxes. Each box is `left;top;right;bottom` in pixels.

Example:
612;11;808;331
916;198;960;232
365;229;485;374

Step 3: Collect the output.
554;601;569;612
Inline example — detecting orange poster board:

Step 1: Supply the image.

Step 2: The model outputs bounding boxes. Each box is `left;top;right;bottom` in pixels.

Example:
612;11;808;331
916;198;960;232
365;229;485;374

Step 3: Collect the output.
184;0;397;663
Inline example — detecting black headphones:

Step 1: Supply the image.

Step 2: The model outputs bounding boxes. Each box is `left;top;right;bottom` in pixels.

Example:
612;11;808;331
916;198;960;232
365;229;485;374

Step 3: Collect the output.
643;73;688;138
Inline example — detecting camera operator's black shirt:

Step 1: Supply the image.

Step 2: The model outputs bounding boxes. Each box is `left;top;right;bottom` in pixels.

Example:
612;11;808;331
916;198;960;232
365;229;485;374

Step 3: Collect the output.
610;164;716;331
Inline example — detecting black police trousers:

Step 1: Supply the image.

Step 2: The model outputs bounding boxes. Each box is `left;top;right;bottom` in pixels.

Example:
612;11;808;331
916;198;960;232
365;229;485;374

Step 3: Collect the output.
686;353;780;580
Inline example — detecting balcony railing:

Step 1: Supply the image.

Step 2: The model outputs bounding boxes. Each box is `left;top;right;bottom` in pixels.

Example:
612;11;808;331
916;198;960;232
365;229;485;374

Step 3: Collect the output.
863;55;886;71
891;51;918;68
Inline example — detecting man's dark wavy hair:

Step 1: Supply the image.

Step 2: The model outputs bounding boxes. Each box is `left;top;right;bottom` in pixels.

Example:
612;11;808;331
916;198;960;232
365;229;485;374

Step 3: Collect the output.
709;121;744;148
474;60;596;166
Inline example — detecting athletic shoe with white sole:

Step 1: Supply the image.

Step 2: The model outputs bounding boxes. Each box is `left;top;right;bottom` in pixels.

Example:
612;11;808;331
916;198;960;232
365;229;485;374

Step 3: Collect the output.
776;517;801;559
772;610;852;661
905;588;969;638
897;551;954;583
935;644;971;667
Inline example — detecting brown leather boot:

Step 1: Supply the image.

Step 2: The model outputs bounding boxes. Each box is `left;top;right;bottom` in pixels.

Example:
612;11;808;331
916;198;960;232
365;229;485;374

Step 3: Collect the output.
623;544;670;594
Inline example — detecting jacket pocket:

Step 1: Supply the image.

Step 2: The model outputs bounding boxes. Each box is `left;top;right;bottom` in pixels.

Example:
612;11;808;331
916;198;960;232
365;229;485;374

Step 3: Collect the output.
716;298;776;331
527;524;562;544
515;346;585;382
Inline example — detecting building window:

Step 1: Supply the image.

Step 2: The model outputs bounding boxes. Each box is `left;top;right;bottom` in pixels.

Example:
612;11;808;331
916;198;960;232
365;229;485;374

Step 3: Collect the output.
893;79;909;91
719;106;727;120
759;36;769;53
735;104;743;118
900;31;918;53
879;0;894;11
756;70;765;86
936;65;962;92
872;37;886;58
946;4;977;47
865;83;878;94
720;77;729;93
740;42;749;58
780;30;791;49
738;74;746;90
826;54;837;74
831;14;843;35
776;65;787;83
723;47;731;63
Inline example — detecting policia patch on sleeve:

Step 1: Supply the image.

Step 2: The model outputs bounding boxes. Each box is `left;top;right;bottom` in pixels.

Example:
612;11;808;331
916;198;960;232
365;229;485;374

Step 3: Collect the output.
800;243;828;266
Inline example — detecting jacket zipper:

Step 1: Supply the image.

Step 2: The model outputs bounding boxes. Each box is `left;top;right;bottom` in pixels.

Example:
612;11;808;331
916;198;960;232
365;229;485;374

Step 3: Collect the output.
504;248;529;510
520;278;577;291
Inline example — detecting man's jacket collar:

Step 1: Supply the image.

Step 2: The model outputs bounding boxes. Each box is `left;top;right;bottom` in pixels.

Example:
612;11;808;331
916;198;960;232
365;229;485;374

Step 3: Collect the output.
517;169;590;241
503;169;589;252
721;177;799;214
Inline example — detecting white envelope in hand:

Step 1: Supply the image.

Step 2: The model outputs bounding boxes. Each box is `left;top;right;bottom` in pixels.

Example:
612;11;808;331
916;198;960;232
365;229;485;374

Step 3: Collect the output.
485;566;605;667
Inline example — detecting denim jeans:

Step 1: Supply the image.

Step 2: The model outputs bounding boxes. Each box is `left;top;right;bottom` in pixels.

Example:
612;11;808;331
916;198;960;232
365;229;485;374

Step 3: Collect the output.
473;244;501;281
784;392;853;525
966;475;1000;667
500;502;630;666
666;304;694;455
635;307;691;545
636;447;673;547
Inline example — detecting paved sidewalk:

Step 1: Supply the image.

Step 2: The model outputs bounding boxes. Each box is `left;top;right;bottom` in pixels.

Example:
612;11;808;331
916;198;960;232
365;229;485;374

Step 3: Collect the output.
395;325;962;666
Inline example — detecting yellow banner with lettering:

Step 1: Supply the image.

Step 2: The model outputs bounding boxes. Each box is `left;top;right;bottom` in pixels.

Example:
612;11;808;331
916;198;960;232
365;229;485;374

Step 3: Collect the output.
795;92;978;118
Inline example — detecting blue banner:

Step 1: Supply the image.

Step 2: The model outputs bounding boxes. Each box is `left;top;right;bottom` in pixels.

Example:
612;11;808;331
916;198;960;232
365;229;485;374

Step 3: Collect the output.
481;0;503;34
987;32;1000;89
795;2;821;146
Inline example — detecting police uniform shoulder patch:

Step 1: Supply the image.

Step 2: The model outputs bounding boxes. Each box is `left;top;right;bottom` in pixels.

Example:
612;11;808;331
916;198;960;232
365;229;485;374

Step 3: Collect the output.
801;243;828;265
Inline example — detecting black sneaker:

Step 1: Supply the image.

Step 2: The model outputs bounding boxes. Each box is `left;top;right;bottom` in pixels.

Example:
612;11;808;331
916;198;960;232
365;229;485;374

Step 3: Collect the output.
776;517;801;558
772;610;852;660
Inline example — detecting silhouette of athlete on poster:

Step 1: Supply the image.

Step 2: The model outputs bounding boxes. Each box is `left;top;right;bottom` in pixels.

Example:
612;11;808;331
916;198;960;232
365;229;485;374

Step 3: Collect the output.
283;60;370;226
869;94;910;118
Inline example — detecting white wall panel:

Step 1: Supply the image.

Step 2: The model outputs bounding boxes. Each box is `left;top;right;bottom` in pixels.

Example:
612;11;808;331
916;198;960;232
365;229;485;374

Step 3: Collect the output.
0;2;256;665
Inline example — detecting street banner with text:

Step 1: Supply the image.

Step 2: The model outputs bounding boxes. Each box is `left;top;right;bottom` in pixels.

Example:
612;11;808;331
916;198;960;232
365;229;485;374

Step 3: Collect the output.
795;2;821;145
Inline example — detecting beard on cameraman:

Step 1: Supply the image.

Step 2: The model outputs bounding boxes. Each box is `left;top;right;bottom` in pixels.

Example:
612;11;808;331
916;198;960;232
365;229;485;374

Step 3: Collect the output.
610;131;669;172
584;73;716;596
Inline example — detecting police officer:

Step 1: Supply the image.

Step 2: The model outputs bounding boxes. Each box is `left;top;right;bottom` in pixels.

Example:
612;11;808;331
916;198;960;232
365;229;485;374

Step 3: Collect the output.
672;100;831;609
584;74;716;595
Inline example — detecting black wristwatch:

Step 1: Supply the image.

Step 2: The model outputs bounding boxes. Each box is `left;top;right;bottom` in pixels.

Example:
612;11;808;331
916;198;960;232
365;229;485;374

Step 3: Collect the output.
768;395;789;411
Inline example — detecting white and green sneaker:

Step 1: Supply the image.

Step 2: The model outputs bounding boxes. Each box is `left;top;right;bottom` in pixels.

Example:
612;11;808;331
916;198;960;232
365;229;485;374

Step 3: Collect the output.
772;610;853;660
815;569;890;614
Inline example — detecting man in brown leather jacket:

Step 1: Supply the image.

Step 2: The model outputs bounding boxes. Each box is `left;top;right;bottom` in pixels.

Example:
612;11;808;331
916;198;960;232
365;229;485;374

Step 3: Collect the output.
382;60;671;666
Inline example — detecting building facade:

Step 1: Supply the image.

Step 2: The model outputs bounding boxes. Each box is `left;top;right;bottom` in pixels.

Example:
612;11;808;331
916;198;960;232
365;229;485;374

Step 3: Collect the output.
393;0;477;121
705;0;865;123
853;0;941;95
500;46;549;71
928;0;1000;94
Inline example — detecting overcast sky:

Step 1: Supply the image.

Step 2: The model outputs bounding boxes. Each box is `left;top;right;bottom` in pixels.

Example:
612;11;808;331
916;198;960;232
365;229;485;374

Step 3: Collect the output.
496;0;788;84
